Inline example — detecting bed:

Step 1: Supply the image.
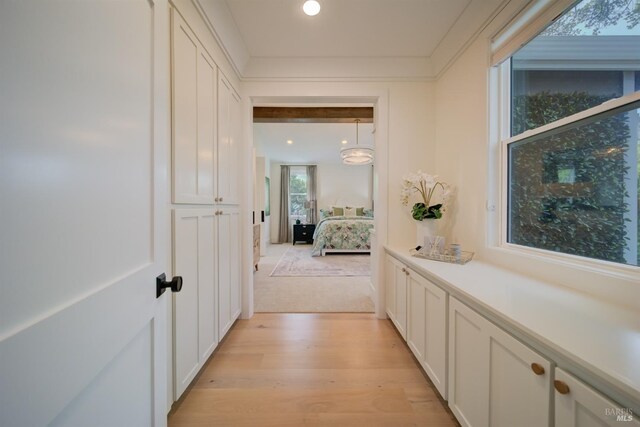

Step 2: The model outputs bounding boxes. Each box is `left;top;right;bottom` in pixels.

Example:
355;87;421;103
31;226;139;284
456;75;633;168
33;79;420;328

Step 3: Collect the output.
311;215;374;256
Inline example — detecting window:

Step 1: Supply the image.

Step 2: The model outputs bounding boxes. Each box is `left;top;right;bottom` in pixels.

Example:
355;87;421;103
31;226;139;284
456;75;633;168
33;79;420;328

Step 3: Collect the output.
289;166;308;220
501;0;640;267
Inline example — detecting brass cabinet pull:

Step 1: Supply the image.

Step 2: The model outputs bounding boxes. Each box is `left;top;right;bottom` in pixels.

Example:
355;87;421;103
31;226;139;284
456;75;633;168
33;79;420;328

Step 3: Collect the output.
219;197;223;202
531;363;545;375
554;380;570;394
401;267;406;273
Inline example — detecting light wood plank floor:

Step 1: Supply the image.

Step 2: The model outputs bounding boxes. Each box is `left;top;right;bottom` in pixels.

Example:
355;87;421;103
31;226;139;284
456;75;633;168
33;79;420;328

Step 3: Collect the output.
168;313;458;427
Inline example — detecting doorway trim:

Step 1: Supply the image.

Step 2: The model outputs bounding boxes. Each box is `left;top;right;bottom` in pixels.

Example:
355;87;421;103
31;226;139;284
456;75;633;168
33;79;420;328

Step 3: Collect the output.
240;88;389;320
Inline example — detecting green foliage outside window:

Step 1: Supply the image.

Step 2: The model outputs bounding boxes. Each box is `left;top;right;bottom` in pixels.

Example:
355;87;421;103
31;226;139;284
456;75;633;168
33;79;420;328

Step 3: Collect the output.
510;92;634;264
290;174;308;217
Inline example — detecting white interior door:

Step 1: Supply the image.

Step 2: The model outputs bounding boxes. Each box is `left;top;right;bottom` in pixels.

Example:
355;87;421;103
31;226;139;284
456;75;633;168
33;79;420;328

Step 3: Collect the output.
0;1;170;426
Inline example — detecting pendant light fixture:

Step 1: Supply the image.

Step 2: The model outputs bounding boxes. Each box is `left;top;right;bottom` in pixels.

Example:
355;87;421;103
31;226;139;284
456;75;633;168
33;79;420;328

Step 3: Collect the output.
341;119;374;165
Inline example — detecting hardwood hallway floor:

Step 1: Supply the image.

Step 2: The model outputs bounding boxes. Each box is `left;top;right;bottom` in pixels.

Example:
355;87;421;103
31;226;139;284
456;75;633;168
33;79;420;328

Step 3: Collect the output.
168;313;458;427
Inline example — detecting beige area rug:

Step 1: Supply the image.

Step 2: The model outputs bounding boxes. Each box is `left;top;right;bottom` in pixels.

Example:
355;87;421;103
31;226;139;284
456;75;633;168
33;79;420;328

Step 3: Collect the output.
270;246;371;277
254;244;374;313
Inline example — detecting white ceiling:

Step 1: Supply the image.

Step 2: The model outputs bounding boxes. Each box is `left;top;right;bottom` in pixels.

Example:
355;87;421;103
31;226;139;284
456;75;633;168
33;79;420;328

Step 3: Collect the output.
254;122;375;165
224;0;471;58
197;0;508;79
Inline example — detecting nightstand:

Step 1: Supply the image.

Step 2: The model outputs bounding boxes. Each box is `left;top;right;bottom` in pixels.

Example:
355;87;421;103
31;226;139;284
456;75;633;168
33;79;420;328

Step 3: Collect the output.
293;223;315;245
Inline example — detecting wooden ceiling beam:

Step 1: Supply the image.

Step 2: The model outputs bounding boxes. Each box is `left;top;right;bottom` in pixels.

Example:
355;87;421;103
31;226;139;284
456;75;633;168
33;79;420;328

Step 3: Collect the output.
253;107;373;123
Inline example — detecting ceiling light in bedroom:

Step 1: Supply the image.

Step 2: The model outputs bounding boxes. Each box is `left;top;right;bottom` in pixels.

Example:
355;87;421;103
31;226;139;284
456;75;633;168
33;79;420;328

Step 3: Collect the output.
341;140;348;144
303;0;321;16
287;140;293;144
341;119;374;165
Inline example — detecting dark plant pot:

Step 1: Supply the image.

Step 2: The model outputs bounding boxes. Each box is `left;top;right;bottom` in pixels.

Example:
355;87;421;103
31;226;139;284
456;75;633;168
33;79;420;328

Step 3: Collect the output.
295;219;301;225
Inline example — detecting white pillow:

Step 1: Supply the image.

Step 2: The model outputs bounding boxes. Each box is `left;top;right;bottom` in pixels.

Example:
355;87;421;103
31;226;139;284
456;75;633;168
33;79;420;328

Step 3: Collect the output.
344;207;356;217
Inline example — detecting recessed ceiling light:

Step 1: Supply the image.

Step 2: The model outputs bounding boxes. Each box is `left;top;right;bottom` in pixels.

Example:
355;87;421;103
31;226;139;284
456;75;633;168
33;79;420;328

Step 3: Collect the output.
341;140;348;144
287;140;293;144
303;0;320;16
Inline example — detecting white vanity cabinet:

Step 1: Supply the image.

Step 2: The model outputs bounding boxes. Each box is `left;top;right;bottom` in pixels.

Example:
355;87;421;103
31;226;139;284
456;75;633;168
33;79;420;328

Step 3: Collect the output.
385;254;408;339
407;269;448;398
555;368;640;427
448;297;552;427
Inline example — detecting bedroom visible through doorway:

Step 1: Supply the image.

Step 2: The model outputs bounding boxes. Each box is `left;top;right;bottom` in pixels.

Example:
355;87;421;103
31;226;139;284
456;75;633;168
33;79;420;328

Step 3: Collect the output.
252;107;375;313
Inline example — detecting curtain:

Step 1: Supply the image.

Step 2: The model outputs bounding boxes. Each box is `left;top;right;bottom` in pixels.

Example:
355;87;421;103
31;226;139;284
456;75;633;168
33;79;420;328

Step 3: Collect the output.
278;165;291;243
306;165;317;224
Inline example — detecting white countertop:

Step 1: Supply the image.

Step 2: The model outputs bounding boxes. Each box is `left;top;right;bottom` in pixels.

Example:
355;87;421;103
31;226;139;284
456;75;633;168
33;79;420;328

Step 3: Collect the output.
385;246;640;409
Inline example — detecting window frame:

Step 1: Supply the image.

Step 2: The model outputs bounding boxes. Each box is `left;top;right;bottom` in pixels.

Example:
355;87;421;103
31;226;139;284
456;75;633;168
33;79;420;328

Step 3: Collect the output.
288;166;308;220
497;62;640;272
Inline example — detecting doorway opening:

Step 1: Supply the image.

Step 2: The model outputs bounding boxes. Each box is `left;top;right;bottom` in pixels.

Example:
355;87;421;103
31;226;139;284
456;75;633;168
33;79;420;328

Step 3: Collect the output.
252;107;374;313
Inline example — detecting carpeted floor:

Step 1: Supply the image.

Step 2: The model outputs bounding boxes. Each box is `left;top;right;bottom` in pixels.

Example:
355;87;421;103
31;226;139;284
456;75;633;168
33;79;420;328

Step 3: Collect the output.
254;244;375;313
270;245;371;277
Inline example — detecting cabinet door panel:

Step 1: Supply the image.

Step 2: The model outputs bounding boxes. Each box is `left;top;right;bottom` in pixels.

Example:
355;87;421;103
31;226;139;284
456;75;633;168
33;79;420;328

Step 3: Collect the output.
172;13;198;204
555;368;640;427
197;214;217;363
449;297;489;427
394;262;408;339
487;323;551;427
217;209;238;339
227;90;241;204
408;274;426;361
173;209;216;398
385;255;396;322
424;277;447;398
196;52;216;200
217;74;231;203
229;209;241;319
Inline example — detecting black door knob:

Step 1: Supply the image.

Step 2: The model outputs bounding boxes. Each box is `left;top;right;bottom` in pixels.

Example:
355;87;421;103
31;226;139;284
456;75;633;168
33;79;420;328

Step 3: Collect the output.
156;273;183;298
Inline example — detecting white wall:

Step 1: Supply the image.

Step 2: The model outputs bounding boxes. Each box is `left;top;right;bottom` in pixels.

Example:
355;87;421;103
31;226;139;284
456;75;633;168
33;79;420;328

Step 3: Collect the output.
434;38;490;252
268;162;373;242
317;164;372;210
433;30;640;309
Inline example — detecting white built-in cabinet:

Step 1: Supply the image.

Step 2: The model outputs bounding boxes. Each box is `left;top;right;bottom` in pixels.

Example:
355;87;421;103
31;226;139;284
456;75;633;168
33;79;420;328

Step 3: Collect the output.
448;296;552;427
217;206;242;339
385;255;447;397
171;9;241;206
407;270;447;399
172;207;241;399
170;7;242;401
555;368;640;427
172;210;218;398
216;73;241;205
171;11;216;204
385;255;408;339
385;252;638;427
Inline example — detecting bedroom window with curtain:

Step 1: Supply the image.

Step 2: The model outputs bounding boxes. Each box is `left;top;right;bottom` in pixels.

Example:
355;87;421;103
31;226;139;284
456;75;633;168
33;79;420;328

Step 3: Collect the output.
498;0;640;267
289;166;308;222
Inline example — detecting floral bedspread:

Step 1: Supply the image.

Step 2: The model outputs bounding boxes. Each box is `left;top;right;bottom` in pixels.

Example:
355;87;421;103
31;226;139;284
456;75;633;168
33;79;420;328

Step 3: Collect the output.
311;216;374;256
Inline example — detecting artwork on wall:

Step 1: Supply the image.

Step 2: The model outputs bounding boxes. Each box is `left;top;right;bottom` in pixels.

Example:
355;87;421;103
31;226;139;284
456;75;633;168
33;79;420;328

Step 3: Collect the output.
265;177;271;216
